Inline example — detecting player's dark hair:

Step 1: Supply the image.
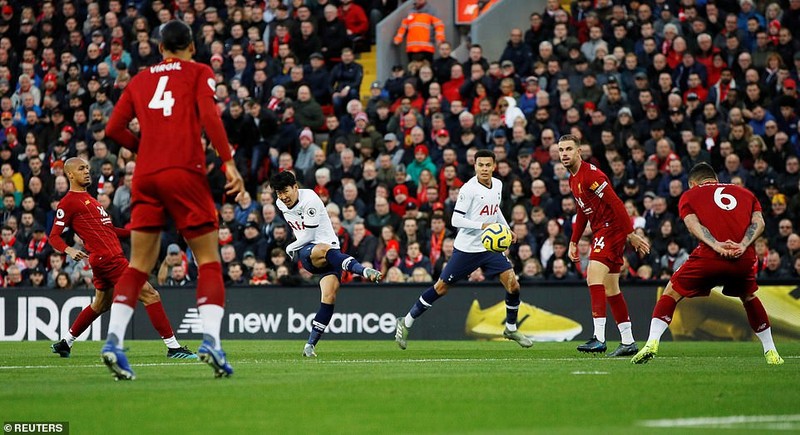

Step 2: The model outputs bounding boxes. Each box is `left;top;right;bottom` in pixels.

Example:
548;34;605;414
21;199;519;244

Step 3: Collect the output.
688;162;718;183
270;171;297;192
558;133;580;145
474;149;495;162
160;20;193;52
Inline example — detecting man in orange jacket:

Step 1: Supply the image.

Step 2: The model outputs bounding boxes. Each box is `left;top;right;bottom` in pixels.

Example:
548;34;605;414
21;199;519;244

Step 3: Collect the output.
393;0;446;64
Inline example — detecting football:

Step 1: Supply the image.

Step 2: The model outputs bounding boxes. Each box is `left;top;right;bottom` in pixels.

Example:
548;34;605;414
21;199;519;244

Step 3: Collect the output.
481;223;513;253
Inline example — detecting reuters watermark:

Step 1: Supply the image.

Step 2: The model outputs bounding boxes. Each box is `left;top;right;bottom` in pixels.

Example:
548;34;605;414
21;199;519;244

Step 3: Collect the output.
3;422;68;434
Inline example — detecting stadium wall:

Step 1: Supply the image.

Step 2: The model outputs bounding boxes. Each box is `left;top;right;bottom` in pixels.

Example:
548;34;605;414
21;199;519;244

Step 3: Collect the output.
3;283;799;342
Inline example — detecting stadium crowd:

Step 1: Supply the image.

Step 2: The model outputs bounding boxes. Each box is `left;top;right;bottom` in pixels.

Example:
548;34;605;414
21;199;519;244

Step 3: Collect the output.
0;0;799;288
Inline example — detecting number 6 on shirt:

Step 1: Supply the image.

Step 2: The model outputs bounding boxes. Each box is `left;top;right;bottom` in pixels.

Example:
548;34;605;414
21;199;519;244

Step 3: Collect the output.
148;76;175;116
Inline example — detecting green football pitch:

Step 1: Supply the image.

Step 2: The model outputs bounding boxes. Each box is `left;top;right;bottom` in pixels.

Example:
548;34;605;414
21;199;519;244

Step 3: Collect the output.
2;340;798;434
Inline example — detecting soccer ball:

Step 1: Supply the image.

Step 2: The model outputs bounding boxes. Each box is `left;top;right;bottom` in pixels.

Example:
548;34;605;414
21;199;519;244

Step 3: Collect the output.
482;223;512;253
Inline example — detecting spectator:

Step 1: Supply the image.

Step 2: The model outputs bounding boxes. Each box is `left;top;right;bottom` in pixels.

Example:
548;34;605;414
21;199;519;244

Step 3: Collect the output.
392;0;446;64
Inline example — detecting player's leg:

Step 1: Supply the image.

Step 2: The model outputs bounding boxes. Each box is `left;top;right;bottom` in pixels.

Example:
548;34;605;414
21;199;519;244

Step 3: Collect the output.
184;228;233;377
631;283;682;364
102;230;161;380
740;293;783;364
138;283;196;359
304;274;341;357
578;260;610;353
52;289;112;357
311;243;382;282
498;269;533;348
395;278;450;350
603;272;637;357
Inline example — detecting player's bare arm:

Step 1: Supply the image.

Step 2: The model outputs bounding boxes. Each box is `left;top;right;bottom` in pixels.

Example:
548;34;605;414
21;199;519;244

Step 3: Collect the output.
223;160;245;202
729;210;765;258
684;213;735;258
626;232;651;256
568;241;579;262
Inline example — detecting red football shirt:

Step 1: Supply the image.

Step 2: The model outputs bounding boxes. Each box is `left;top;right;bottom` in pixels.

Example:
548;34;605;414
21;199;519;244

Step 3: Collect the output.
570;161;633;244
49;191;130;264
106;58;231;177
679;182;761;260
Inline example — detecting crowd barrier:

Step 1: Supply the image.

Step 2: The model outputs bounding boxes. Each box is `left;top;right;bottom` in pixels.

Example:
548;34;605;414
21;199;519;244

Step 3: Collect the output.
2;282;798;342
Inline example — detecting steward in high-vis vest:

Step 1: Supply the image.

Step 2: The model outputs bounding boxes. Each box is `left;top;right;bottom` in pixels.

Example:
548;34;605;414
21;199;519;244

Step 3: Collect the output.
393;0;446;64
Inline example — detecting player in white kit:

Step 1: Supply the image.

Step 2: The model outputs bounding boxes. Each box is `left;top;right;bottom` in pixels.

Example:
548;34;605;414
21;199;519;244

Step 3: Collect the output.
394;150;533;349
271;171;382;357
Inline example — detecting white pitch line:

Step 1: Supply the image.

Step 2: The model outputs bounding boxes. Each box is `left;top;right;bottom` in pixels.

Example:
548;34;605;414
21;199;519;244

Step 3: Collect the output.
639;415;800;428
571;371;609;375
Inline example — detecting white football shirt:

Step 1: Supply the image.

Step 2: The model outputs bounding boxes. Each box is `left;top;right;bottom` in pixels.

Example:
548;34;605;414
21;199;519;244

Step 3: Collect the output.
452;176;508;253
277;189;339;254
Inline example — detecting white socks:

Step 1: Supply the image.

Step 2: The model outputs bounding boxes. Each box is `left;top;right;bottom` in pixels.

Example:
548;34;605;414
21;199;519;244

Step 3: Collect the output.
199;304;224;350
618;321;634;344
756;327;777;352
647;318;670;342
404;313;415;328
106;303;135;349
593;318;607;342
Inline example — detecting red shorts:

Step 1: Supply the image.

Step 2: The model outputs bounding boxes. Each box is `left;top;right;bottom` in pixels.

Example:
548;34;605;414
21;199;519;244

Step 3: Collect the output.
588;230;626;273
671;254;758;298
91;254;129;292
130;168;218;239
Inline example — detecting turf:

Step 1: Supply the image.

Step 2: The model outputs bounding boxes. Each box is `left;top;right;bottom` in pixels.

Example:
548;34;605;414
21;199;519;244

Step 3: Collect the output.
1;340;798;434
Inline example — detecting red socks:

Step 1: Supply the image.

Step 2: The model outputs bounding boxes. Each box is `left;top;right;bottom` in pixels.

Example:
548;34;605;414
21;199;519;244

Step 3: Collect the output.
69;306;101;337
743;297;770;333
652;295;678;324
197;262;225;307
113;268;149;308
145;301;175;339
589;284;606;318
607;293;631;324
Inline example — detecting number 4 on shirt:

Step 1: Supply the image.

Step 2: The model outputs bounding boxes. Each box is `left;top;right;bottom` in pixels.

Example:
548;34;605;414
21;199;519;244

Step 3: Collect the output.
148;76;175;116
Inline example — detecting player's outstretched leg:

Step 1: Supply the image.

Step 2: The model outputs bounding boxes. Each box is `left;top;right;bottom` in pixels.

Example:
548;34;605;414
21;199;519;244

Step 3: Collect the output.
577;283;608;353
195;262;233;377
139;283;196;359
742;295;784;365
54;289;113;357
321;246;382;283
499;270;532;348
632;291;679;364
396;281;446;350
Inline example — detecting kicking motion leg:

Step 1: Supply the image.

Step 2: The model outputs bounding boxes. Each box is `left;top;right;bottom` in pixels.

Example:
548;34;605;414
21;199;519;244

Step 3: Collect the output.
312;244;382;283
395;279;449;350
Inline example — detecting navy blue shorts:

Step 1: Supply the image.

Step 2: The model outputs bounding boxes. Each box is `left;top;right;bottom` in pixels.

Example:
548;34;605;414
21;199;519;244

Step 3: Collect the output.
298;244;342;280
440;248;513;284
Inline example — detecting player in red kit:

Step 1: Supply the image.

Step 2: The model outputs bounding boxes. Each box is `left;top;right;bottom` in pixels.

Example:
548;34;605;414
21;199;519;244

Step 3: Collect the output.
632;162;784;365
49;158;195;360
101;20;244;380
558;134;651;356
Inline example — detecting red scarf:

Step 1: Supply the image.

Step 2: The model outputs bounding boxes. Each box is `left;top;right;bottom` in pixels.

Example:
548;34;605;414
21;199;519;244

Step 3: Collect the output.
430;230;445;265
1;236;17;250
250;274;269;285
404;253;423;269
28;236;47;256
219;233;233;246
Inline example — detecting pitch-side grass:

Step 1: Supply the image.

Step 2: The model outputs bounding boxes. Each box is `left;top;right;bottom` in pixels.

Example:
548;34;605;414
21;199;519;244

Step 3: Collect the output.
1;340;798;434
